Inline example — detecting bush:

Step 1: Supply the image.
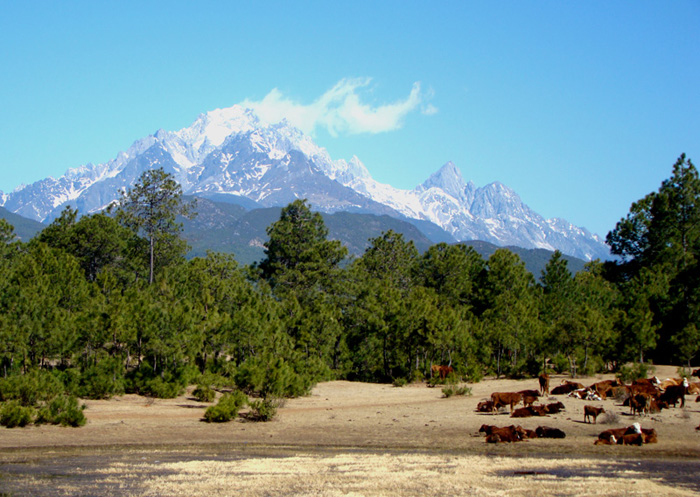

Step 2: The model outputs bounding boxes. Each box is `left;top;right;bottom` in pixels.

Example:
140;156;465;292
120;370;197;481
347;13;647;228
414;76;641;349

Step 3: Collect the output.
677;366;692;379
616;363;655;383
441;386;472;398
597;411;620;425
410;369;425;384
392;377;408;387
78;357;126;399
0;370;65;406
247;397;282;421
35;395;86;427
203;390;248;423
192;384;216;403
234;356;311;399
0;401;34;428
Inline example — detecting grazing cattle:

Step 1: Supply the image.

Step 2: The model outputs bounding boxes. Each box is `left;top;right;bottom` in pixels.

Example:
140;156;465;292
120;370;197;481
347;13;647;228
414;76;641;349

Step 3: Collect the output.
522;394;539;407
511;405;548;418
659;380;688;408
594;437;617;445
543;402;565;414
476;400;495;413
523;428;538;439
539;373;550;395
648;398;669;414
627;382;659;397
568;388;603;401
589;380;620;399
479;424;526;443
597;427;627;444
620;433;644;446
628;392;651;416
535;426;566;438
431;364;454;380
511;407;535;418
584;405;605;424
490;392;523;413
551;383;578;395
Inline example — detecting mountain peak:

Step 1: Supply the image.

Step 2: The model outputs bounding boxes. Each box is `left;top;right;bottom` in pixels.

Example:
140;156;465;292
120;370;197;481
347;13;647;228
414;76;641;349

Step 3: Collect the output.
419;161;466;197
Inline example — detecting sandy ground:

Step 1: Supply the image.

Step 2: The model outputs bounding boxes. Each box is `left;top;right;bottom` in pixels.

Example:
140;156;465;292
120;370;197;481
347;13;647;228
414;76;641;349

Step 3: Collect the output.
1;365;699;496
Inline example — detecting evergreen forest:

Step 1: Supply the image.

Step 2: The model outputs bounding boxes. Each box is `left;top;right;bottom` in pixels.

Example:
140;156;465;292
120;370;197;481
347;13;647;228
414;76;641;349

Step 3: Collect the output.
1;155;699;426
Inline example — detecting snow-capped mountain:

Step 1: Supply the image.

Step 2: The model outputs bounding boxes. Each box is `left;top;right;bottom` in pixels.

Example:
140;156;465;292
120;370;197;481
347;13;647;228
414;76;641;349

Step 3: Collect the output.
0;105;610;260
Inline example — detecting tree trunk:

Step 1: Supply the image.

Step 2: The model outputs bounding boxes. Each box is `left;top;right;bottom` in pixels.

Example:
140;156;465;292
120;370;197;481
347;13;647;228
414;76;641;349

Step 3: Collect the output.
149;235;155;285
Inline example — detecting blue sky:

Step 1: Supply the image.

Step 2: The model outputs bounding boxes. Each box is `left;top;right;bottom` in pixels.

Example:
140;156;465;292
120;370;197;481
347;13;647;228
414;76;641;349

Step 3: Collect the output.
1;1;698;237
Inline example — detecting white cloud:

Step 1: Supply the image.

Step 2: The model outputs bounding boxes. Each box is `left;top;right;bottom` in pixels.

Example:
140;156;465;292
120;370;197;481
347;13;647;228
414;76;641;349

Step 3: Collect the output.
241;78;434;137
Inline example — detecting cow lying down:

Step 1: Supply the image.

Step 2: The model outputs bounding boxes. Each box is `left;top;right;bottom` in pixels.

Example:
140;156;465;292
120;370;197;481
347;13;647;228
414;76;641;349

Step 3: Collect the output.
594;423;657;445
568;388;603;401
479;424;535;443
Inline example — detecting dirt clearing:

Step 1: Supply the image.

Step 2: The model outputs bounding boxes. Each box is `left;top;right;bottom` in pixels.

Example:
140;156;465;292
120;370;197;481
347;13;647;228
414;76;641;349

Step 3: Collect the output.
1;366;699;496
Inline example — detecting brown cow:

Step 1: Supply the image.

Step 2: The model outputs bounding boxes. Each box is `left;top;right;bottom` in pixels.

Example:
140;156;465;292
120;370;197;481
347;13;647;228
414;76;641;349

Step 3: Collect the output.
522;394;539;407
536;426;566;438
687;382;700;395
584;405;605;424
659;382;687;408
490;392;523;413
597;427;627;444
551;380;584;395
628;392;651;416
476;400;495;413
543;401;565;414
692;368;700;378
619;433;644;446
511;405;548;418
538;373;550;395
479;424;526;443
431;364;454;380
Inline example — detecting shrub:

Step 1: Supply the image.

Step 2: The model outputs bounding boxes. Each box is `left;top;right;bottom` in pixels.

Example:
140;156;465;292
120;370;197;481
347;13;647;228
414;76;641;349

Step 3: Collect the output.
442;385;472;398
192;384;216;403
79;357;125;399
410;369;425;384
203;390;247;423
35;395;86;427
677;366;692;379
598;411;620;425
0;401;34;428
0;370;64;406
392;377;408;387
234;356;311;399
247;397;282;422
616;363;655;383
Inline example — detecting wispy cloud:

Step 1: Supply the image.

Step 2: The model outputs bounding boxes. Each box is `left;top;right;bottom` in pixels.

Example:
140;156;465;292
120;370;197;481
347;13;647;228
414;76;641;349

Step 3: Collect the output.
241;78;435;137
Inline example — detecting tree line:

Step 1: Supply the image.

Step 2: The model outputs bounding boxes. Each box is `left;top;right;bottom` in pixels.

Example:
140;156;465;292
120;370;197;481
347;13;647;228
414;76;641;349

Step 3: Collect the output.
0;155;698;413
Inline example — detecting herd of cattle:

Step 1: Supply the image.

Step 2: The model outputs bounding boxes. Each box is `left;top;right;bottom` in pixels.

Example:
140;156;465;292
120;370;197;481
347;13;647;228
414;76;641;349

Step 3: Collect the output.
472;368;700;445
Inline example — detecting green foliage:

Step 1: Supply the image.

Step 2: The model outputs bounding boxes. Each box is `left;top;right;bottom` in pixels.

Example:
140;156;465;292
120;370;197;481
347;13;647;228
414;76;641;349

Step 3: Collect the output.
117;167;196;284
192;384;216;403
616;362;655;383
234;355;311;399
78;357;125;399
35;395;86;427
392;377;408;387
0;370;65;406
0;401;35;428
203;390;247;423
441;385;471;398
247;397;282;421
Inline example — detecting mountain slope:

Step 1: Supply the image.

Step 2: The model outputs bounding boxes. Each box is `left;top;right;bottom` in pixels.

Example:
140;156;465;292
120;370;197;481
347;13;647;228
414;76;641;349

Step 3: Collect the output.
0;105;610;260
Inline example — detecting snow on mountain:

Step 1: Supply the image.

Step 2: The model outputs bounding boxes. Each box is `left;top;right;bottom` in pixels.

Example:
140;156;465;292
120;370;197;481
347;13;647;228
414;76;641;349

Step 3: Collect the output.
0;105;611;260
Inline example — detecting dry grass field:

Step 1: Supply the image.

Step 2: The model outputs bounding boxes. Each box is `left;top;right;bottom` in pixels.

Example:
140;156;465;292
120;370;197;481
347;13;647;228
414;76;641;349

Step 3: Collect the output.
1;365;699;496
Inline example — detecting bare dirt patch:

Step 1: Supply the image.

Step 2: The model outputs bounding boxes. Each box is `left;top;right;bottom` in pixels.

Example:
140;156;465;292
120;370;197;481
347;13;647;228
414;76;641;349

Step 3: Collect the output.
1;366;699;496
